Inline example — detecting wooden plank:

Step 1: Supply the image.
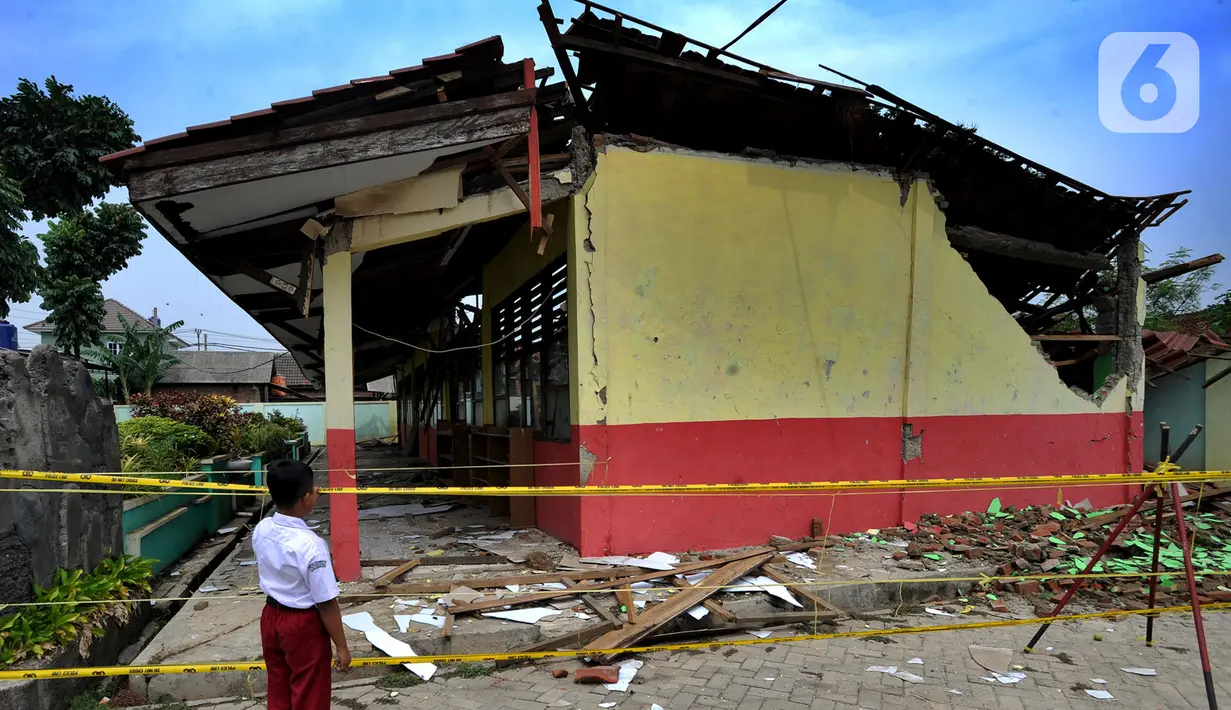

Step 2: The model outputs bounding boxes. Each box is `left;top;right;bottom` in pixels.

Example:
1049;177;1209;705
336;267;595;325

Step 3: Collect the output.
760;565;845;616
441;613;454;640
1143;254;1224;284
946;226;1111;271
122;90;536;172
448;547;780;614
670;577;737;622
582;553;773;662
645;612;838;642
128;106;531;202
385;566;645;595
361;555;507;567
564;578;622;630
616;588;637;624
374;559;422;588
1030;334;1120;342
493;620;616;668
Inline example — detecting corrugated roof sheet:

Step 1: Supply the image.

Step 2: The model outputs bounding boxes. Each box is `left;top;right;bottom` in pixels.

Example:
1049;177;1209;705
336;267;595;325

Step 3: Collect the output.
160;351;279;385
1143;329;1230;377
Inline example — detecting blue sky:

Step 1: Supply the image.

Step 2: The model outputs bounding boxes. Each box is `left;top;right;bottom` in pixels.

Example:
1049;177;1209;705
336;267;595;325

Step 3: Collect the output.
2;0;1228;348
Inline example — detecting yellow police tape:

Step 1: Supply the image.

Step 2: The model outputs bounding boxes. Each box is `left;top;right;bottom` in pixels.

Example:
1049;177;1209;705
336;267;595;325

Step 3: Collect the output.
2;602;1224;681
2;468;1227;496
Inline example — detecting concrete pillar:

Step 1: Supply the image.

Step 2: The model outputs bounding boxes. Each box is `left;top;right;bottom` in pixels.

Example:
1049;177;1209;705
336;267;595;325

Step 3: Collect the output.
323;221;360;580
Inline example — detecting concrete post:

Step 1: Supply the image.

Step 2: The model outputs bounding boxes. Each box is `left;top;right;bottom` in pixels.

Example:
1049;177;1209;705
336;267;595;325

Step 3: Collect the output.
323;221;360;580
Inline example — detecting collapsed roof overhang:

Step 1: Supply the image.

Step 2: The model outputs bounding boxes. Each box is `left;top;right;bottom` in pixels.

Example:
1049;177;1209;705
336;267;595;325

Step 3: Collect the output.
103;36;577;382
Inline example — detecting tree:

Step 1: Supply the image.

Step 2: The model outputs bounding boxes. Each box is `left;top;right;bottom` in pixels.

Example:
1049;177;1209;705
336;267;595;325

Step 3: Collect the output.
0;76;143;347
86;315;185;401
0;77;138;220
1145;247;1225;332
0;168;40;319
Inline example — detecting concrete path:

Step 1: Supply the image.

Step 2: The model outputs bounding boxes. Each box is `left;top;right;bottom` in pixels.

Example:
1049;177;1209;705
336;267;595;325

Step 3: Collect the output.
129;606;1230;710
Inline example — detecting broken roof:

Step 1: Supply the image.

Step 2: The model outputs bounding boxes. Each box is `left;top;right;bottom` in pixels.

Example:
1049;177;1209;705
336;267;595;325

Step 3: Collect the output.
1143;329;1230;380
160;351;279;385
102;35;574;382
539;0;1187;328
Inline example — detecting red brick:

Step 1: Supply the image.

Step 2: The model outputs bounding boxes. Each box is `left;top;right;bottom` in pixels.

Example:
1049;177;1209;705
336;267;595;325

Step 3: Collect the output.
893;551;907;560
922;544;942;553
965;548;985;560
998;563;1015;576
1047;580;1063;593
990;599;1010;613
1016;580;1041;595
552;669;569;678
575;667;620;684
1010;532;1024;542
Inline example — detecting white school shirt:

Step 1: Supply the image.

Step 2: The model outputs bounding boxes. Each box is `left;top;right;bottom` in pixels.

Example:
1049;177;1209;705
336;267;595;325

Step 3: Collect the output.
252;512;340;609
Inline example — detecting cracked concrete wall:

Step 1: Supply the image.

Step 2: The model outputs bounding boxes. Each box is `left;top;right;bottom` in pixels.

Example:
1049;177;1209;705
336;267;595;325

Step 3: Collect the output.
0;346;122;603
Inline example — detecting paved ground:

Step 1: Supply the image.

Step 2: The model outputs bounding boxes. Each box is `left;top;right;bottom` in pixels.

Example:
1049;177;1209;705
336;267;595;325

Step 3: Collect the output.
131;604;1229;710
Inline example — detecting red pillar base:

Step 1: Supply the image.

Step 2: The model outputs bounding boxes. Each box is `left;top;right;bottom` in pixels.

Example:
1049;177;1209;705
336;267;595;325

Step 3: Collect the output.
327;427;360;581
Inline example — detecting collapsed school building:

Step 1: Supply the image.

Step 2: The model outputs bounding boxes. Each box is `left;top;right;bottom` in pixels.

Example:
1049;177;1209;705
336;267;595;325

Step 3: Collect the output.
100;1;1188;578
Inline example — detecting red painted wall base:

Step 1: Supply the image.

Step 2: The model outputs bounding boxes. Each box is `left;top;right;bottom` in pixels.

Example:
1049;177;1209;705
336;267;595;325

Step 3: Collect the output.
326;427;361;581
539;411;1144;556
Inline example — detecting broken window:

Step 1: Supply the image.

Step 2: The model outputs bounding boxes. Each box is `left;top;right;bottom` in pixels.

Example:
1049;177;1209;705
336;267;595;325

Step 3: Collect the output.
492;257;570;441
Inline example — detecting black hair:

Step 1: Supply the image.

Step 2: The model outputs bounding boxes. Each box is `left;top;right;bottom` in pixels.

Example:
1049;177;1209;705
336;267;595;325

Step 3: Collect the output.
267;459;315;509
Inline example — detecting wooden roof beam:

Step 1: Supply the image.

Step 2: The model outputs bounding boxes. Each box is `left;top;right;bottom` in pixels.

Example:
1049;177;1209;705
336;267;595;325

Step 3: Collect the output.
947;225;1112;271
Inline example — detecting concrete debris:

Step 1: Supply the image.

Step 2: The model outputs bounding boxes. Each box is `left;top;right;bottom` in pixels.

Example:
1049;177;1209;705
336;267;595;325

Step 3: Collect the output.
358;503;453;520
866;666;898;674
890;671;924;684
969;645;1013;674
1086;689;1115;700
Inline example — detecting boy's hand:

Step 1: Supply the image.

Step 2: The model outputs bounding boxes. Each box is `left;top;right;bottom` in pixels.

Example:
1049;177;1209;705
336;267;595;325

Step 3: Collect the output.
335;645;351;672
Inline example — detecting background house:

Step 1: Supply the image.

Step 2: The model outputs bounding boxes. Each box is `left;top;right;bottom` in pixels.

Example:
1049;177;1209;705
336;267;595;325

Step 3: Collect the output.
22;298;188;363
155;351;282;403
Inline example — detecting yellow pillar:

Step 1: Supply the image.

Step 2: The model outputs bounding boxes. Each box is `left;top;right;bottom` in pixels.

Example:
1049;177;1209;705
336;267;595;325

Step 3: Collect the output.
323;223;359;580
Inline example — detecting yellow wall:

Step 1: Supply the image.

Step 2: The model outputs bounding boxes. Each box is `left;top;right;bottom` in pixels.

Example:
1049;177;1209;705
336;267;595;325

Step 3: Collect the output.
1207;358;1231;470
480;200;571;425
574;147;1134;428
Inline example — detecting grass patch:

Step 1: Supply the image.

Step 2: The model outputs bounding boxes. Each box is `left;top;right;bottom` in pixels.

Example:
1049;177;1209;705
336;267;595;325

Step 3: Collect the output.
1054;651;1076;665
374;698;398;706
453;662;498;678
332;698;365;710
864;635;898;644
376;670;426;689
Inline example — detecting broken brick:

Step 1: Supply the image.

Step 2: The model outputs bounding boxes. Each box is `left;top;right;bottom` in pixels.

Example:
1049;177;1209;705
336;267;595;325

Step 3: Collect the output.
998;563;1015;577
1047;580;1063;593
575;667;620;684
964;548;984;560
921;544;942;553
1010;532;1025;542
990;599;1011;613
552;669;569;679
1016;580;1041;595
892;551;907;560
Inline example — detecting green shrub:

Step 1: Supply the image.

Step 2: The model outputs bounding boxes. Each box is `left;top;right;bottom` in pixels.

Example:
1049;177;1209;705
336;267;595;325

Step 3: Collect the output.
239;422;294;456
0;556;154;667
119;416;215;473
268;410;306;434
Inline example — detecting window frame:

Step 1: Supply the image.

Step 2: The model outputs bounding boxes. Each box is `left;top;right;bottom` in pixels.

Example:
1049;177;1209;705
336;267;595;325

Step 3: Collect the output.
491;256;569;442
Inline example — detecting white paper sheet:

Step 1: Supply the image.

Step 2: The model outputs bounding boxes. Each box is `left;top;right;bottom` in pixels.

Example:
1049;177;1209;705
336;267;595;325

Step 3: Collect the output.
867;666;898;674
341;612;436;680
482;608;563;624
634;600;648;609
747;629;772;639
924;608;953;617
580;552;678;571
1121;667;1157;676
396;612;446;631
907;658;923;665
537;582;569;591
988;672;1026;685
1086;689;1114;700
505;585;521;593
890;671;924;684
604;660;643;692
357;503;452;520
686;606;709;620
729;576;802;607
784;552;817;570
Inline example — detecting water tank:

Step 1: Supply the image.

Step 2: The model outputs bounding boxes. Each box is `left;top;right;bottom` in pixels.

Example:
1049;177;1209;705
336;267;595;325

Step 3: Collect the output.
0;320;17;351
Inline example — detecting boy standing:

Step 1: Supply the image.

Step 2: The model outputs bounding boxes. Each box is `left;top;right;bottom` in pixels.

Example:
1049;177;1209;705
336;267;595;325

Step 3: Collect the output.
254;459;351;710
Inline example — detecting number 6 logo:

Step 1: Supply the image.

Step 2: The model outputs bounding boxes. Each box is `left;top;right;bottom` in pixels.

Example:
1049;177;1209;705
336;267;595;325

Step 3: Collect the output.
1099;33;1198;134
